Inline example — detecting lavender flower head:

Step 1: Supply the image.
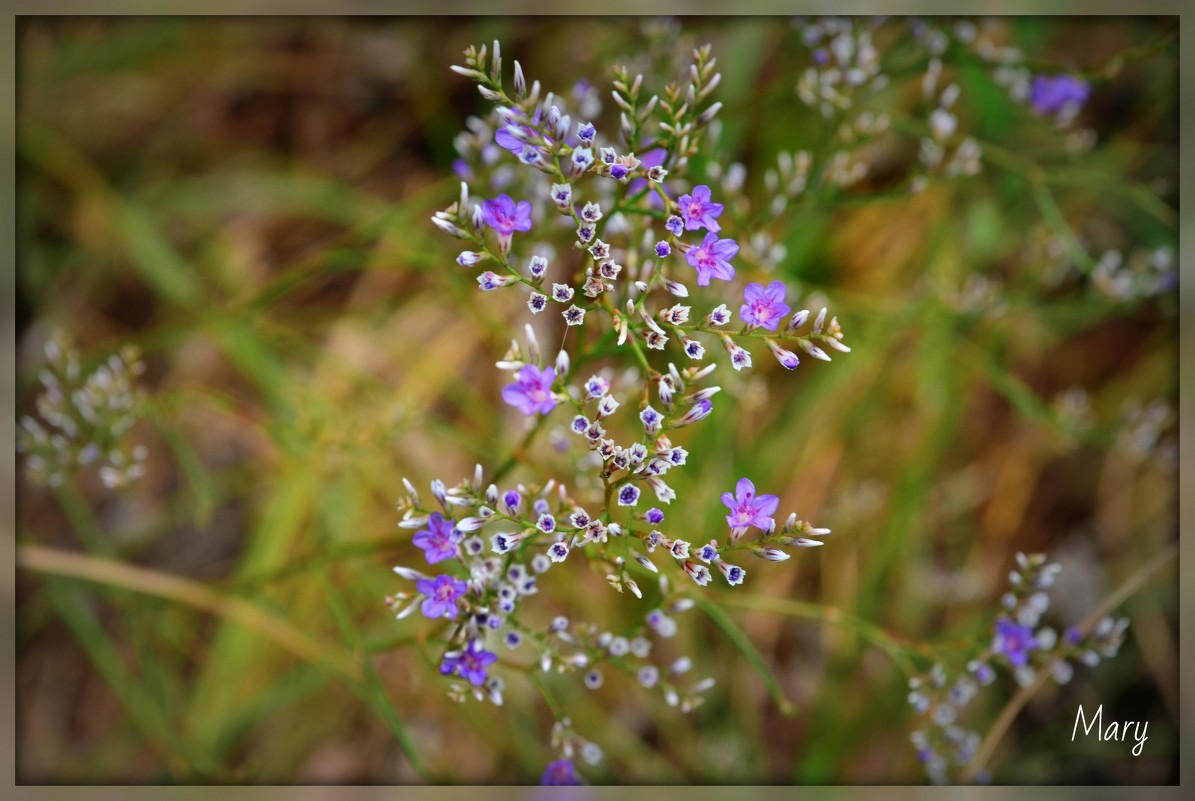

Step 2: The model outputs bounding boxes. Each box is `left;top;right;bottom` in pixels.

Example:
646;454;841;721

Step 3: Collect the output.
541;758;581;785
481;193;533;236
502;365;558;416
416;575;468;620
721;477;780;532
992;617;1037;666
1030;74;1090;116
441;639;498;686
413;512;463;564
740;281;792;331
685;232;739;286
677;184;725;232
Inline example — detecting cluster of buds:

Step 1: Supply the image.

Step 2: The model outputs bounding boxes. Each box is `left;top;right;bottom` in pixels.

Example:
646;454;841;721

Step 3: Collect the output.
1115;398;1176;471
796;17;887;117
906;553;1131;784
912;58;983;190
18;334;148;489
1090;245;1177;302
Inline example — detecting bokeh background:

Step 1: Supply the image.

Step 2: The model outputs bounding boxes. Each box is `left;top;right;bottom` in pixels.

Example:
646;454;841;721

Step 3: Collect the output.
14;17;1179;784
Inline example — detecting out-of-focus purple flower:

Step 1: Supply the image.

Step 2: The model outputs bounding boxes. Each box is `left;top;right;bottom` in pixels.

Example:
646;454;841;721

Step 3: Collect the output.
740;281;791;331
495;108;543;154
416;574;468;619
1030;74;1090;116
452;159;472;180
686;232;738;286
413;512;462;564
677;184;725;232
993;617;1038;667
541;759;581;786
721;477;780;532
441;639;498;686
502;365;558;416
481;194;533;236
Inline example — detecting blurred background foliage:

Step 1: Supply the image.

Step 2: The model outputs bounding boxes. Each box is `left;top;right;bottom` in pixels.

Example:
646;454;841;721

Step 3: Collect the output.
16;16;1177;784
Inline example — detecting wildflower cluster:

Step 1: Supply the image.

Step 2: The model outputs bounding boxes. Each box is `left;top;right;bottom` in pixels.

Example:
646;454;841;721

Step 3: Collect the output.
787;18;1116;197
1115;398;1177;471
435;40;850;377
408;38;846;783
384;459;731;761
1030;225;1177;306
907;553;1130;784
17;334;148;489
539;718;606;786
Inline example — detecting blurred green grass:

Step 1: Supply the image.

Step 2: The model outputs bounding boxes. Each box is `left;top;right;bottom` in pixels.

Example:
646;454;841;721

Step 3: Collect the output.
15;17;1178;784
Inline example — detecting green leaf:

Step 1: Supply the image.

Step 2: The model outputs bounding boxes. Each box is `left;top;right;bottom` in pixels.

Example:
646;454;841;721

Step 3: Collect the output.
696;597;798;717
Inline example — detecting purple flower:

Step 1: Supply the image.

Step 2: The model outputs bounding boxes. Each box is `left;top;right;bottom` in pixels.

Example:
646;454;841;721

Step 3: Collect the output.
685;232;738;286
740;281;791;331
413;512;463;564
584;375;609;398
618;484;641;506
675;398;713;427
677;184;725;232
665;215;684;237
1030;74;1090;116
627;147;668;199
767;340;801;370
993;617;1038;667
494;108;542;154
541;759;581;786
640;406;662;435
576;122;596;142
416;574;468;619
502;365;558;416
721;477;780;532
441;639;498;686
481;194;533;236
655;241;671;258
477;271;512;291
645;508;664;525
